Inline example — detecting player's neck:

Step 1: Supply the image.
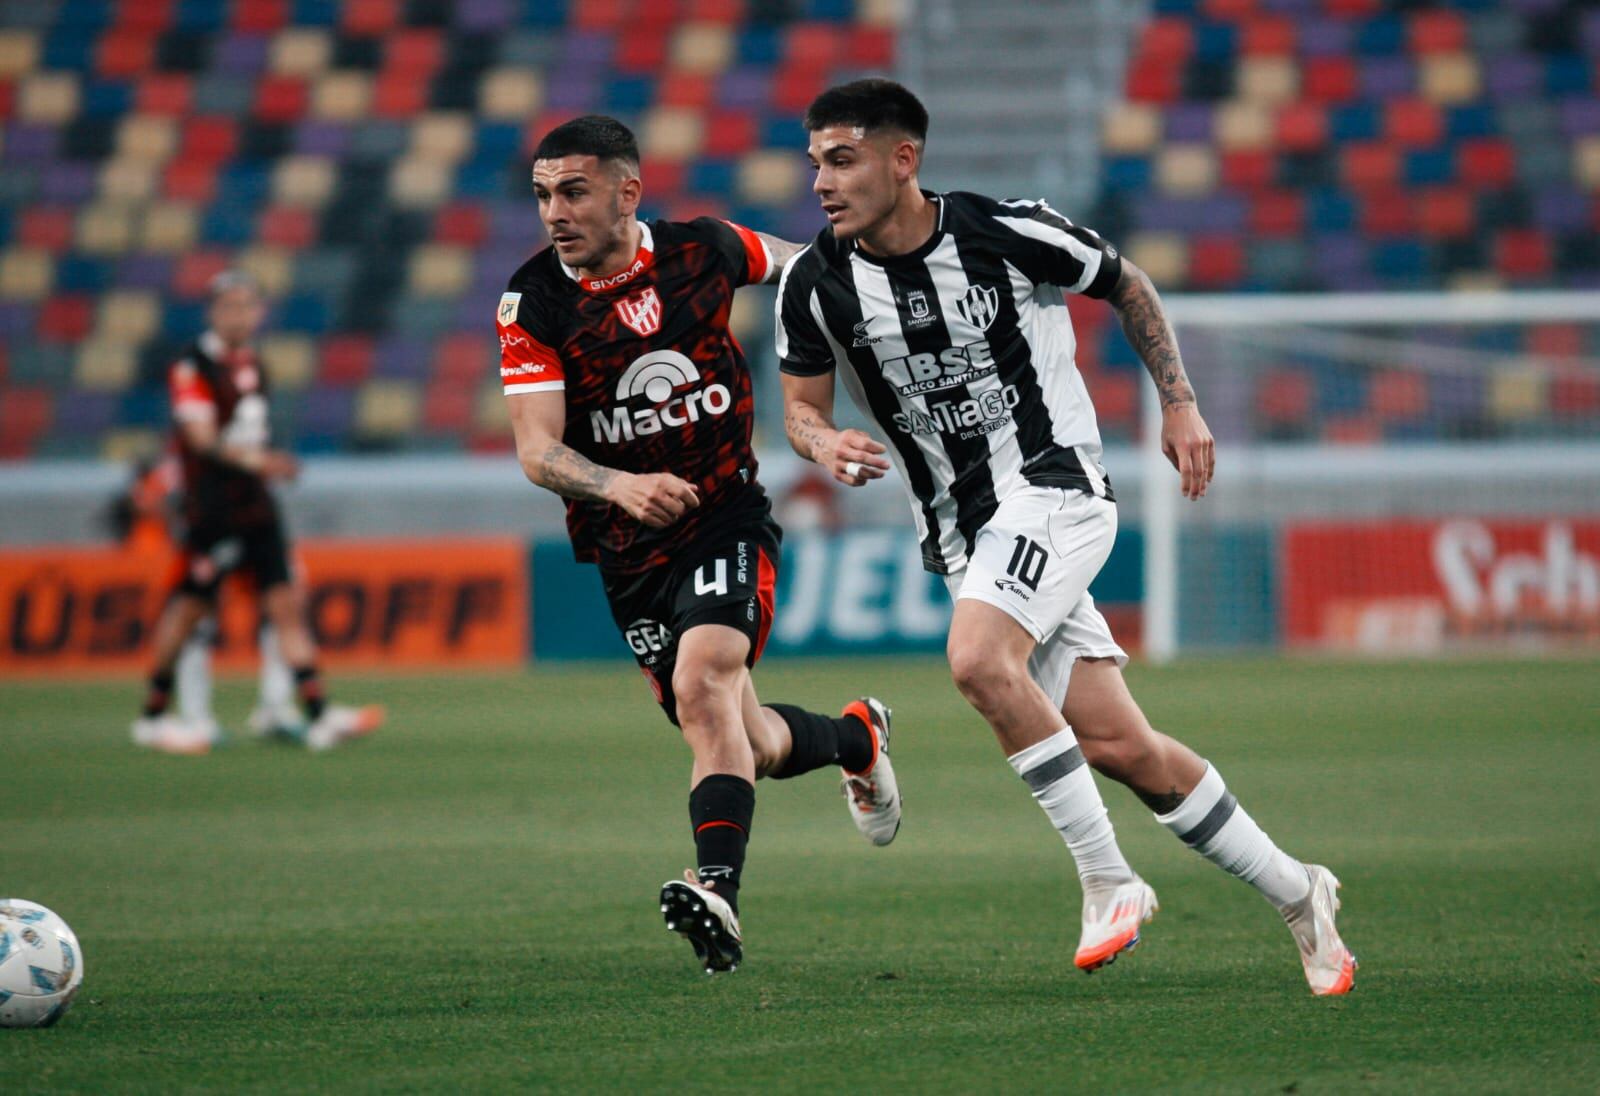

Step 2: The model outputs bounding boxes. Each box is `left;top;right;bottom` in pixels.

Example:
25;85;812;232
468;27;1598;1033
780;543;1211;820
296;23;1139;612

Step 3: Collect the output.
858;188;937;259
576;220;643;281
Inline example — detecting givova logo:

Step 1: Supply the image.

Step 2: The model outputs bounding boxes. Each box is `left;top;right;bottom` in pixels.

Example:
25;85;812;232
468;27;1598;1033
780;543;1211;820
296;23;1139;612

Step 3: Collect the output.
590;350;732;444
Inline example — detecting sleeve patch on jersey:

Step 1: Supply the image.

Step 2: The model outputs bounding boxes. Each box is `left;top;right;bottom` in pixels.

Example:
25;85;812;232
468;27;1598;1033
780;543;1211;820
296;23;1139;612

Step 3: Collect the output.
725;220;771;285
497;292;522;326
497;316;564;393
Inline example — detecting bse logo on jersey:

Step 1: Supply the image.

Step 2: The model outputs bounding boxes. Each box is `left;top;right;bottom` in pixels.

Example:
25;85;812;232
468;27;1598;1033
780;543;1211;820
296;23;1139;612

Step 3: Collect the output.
614;287;662;337
590;349;732;444
882;339;996;396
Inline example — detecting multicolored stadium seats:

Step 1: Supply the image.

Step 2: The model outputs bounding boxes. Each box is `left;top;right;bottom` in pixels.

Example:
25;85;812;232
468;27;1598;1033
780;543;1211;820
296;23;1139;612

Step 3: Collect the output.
0;1;1593;458
1074;0;1600;444
0;0;894;459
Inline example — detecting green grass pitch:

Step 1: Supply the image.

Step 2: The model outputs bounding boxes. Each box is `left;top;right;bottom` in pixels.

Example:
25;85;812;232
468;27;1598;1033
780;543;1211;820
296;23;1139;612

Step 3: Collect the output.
3;657;1597;1093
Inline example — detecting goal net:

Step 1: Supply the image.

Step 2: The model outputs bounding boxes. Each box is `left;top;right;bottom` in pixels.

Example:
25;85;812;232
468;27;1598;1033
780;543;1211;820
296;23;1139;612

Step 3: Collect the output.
1141;291;1600;660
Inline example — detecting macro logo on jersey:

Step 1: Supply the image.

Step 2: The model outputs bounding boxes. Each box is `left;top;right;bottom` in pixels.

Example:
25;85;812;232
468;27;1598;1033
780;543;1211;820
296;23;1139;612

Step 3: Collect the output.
956;284;1000;331
614;287;662;337
590;349;733;444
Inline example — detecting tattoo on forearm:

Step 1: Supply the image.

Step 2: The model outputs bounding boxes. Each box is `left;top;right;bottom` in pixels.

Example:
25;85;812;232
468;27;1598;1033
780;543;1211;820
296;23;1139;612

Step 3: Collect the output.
1114;272;1196;410
537;441;615;502
784;402;834;462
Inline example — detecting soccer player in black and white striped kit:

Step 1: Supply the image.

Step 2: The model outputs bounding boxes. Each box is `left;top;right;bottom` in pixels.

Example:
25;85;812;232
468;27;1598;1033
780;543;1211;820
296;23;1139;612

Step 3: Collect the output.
776;80;1355;994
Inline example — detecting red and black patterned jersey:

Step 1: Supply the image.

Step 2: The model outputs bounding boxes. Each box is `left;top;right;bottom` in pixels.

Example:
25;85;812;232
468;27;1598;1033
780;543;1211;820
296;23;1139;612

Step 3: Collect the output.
168;331;279;532
497;217;775;573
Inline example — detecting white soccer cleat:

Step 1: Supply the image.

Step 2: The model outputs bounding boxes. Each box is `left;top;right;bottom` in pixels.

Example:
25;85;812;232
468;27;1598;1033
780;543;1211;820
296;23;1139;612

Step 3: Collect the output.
840;697;901;847
248;702;307;742
304;703;385;752
660;872;743;974
1076;877;1158;972
1284;864;1357;996
130;714;215;756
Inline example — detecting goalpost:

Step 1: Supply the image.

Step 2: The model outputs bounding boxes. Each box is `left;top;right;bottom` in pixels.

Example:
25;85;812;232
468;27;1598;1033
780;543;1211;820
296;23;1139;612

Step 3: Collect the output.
1142;291;1600;662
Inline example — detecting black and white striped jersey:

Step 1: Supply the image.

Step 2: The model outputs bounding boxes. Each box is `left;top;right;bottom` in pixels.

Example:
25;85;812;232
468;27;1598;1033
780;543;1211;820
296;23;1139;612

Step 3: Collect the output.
776;190;1124;575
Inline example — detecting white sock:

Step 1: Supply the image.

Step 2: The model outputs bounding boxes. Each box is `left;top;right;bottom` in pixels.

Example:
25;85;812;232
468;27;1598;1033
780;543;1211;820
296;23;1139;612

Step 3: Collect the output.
1009;728;1134;887
175;624;214;726
257;623;294;713
1156;762;1310;909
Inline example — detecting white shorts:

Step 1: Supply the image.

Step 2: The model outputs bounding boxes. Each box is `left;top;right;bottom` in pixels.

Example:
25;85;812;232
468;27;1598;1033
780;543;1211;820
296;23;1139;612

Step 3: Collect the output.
944;487;1128;709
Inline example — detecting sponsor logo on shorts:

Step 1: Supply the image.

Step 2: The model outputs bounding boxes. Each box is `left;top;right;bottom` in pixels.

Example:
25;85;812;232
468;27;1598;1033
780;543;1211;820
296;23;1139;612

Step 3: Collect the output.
994;577;1032;601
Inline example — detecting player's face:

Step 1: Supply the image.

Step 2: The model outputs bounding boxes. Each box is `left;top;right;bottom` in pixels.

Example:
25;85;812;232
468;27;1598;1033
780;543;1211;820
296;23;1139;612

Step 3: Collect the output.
532;155;642;275
807;125;913;242
208;286;265;346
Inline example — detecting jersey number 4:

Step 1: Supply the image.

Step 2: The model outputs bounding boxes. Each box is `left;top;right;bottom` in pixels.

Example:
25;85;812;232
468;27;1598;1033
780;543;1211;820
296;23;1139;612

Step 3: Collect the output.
695;560;729;597
1006;536;1048;592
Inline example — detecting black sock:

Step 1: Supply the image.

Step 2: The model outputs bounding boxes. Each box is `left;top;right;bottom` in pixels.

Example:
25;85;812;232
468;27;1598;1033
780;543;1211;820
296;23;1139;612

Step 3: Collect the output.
293;665;326;721
689;774;755;913
142;670;175;717
765;703;874;778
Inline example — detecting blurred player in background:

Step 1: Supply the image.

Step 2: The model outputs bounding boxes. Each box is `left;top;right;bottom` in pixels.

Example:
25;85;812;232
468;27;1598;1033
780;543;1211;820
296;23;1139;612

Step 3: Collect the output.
130;271;384;755
778;80;1354;995
500;116;900;974
107;456;302;744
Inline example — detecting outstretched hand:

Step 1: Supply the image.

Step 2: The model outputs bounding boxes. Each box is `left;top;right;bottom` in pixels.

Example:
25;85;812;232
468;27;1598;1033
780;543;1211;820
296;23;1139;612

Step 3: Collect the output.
1161;404;1215;500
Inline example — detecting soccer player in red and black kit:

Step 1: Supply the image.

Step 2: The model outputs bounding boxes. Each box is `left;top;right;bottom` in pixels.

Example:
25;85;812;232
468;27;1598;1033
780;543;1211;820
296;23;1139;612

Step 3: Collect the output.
131;271;383;755
499;115;902;973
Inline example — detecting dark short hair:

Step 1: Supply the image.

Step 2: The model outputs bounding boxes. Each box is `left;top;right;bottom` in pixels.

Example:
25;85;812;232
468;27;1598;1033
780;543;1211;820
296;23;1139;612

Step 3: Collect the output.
532;114;640;168
803;79;929;143
207;269;260;300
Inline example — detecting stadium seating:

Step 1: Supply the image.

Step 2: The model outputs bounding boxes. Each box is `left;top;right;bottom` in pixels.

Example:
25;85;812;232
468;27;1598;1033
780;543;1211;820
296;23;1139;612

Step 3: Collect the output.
0;1;1593;457
0;0;894;459
1077;0;1600;444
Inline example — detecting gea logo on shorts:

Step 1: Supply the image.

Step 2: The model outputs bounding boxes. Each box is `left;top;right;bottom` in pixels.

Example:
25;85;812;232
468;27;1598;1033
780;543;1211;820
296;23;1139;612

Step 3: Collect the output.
590;350;732;444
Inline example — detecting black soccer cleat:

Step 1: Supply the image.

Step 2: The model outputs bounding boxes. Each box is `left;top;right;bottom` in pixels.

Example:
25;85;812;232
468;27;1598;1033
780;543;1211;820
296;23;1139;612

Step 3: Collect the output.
660;876;743;974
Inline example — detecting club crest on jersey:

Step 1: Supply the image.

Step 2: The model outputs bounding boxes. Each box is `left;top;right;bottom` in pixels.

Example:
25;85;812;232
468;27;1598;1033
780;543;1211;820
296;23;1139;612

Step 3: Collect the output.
615;287;662;337
956;284;1000;332
905;289;937;328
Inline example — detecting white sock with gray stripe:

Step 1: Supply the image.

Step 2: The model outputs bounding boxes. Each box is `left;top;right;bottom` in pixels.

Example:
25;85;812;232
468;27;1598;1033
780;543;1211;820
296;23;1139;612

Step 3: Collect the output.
1009;728;1134;887
1156;762;1310;909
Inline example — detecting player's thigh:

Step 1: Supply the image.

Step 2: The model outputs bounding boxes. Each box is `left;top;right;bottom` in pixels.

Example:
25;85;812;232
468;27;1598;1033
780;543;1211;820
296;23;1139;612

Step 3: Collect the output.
956;487;1117;646
667;519;780;672
600;565;683;725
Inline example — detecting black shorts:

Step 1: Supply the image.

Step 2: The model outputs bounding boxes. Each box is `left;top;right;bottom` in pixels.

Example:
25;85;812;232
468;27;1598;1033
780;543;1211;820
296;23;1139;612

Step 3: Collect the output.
175;520;293;600
600;510;781;727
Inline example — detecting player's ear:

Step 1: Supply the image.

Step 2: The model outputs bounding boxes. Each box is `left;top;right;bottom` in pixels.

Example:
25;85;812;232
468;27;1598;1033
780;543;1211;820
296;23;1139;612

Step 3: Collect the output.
615;169;643;217
892;138;920;185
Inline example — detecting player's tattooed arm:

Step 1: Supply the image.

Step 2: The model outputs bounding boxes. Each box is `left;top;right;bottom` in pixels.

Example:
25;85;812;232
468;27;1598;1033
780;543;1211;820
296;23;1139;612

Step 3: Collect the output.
1108;259;1216;500
508;391;699;526
534;440;616;501
1108;259;1196;410
755;232;806;283
781;371;890;487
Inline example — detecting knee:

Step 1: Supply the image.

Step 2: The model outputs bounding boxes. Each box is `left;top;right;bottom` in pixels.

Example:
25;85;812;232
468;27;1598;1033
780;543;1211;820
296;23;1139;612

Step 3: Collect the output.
947;642;1026;716
671;661;738;729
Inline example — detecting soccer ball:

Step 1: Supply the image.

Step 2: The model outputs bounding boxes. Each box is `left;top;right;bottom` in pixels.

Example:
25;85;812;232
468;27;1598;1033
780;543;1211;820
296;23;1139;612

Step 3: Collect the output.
0;899;83;1028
